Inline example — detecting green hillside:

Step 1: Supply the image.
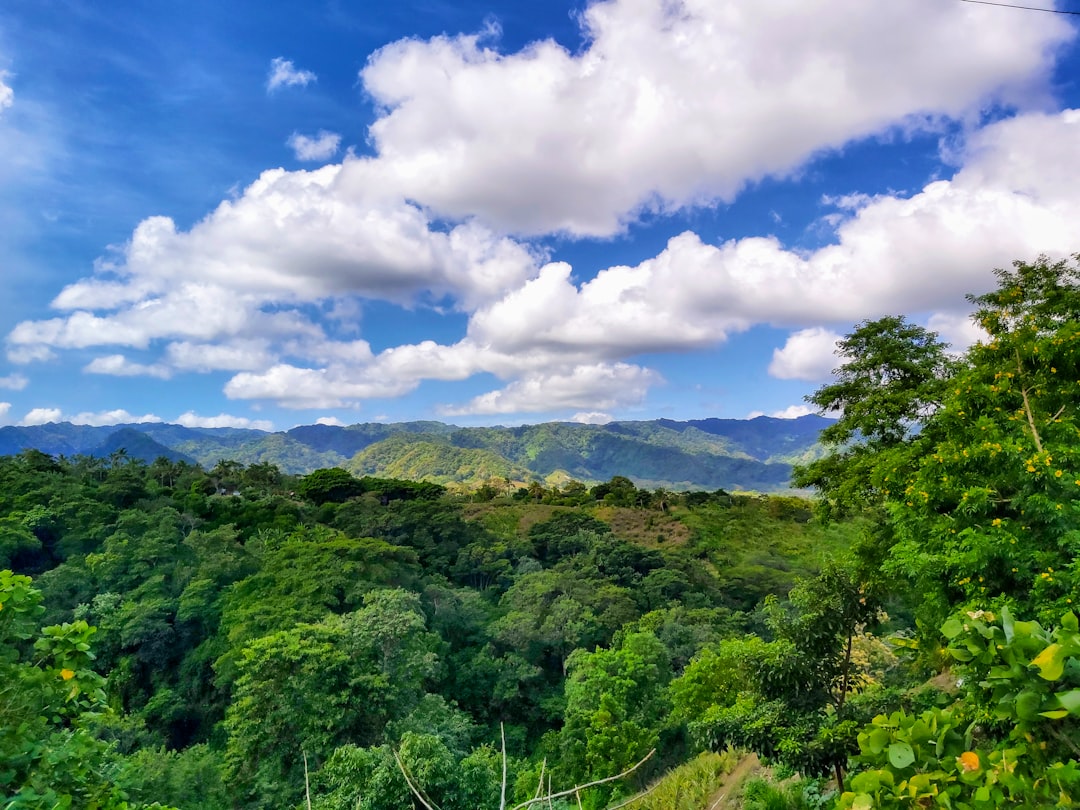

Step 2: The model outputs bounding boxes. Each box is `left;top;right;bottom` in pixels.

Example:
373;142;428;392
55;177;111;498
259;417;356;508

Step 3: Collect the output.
0;415;830;491
346;434;534;484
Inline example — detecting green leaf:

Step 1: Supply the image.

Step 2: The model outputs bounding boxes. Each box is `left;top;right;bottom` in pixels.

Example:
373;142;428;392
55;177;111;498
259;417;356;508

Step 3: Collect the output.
851;795;874;810
1055;688;1080;716
888;741;915;769
1014;690;1042;721
1062;612;1079;632
851;771;887;792
1038;709;1069;719
1031;643;1066;681
867;728;890;755
941;617;964;640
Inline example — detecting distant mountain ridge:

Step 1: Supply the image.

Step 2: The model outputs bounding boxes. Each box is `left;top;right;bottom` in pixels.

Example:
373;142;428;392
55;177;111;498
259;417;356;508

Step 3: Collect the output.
0;415;833;491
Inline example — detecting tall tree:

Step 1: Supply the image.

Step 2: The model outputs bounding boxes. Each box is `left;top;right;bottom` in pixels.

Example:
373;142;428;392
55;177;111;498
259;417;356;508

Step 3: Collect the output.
882;255;1080;625
794;315;957;516
222;588;439;809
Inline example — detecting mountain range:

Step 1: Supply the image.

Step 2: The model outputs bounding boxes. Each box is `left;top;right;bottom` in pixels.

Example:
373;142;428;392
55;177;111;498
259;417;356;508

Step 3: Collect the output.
0;415;833;491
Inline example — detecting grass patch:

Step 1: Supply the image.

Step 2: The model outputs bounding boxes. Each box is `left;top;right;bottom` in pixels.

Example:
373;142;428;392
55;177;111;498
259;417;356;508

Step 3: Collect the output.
608;750;740;809
739;777;834;810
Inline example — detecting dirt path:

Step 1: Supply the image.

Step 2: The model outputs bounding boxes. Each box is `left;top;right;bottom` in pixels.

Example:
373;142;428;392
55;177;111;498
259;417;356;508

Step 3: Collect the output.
703;753;762;810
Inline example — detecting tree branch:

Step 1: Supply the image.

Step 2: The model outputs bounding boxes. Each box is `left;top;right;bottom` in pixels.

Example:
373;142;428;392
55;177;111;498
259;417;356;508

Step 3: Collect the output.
393;749;443;810
508;750;655;810
604;776;662;809
500;722;508;810
1049;724;1080;759
530;759;547;801
1016;349;1044;453
303;750;313;810
1046;405;1066;425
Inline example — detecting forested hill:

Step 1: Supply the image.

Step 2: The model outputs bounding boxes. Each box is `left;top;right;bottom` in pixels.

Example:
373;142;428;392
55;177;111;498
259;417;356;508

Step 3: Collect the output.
0;414;832;491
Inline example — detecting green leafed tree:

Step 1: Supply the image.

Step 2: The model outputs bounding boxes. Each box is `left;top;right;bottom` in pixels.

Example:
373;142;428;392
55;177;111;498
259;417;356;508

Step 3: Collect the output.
879;255;1080;626
0;569;175;809
557;631;672;804
222;588;439;809
676;561;882;789
297;468;364;505
793;315;957;516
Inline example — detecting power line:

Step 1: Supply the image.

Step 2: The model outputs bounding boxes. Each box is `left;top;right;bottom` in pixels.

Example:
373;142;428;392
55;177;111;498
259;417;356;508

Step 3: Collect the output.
959;0;1080;15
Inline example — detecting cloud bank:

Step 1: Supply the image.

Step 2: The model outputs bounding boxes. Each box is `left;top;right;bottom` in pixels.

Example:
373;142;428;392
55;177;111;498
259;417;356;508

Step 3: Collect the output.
4;0;1077;417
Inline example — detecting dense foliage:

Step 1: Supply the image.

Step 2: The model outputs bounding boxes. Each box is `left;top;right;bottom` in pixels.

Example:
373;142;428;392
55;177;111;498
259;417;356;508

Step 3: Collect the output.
799;255;1080;807
0;452;851;808
3;255;1078;809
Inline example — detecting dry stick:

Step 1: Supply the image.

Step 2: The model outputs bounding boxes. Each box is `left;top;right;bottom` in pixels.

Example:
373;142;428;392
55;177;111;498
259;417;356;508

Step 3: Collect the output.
509;749;656;810
393;749;443;810
532;760;548;801
604;777;662;810
1049;725;1080;759
303;750;313;810
1017;349;1044;453
499;723;508;810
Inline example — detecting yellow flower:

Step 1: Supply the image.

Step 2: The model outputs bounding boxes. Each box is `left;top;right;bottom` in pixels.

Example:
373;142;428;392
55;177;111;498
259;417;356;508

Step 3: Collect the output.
60;669;76;681
992;518;1002;527
1055;470;1063;478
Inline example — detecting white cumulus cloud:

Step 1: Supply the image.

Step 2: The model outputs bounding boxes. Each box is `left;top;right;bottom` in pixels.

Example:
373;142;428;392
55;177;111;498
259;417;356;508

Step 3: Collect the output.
287;130;342;161
770;405;817;420
927;311;988;356
267;57;316;91
224;362;418;409
0;70;13;113
571;411;613;425
164;340;275;372
69;409;163;426
441;363;659;416
175;411;274;431
769;328;843;381
0;373;28;390
3;2;1078;418
20;407;62;426
85;355;173;379
361;0;1069;235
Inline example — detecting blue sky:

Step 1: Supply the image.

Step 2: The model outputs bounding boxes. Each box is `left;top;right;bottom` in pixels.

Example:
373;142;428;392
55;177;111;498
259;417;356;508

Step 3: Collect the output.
1;0;1078;431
